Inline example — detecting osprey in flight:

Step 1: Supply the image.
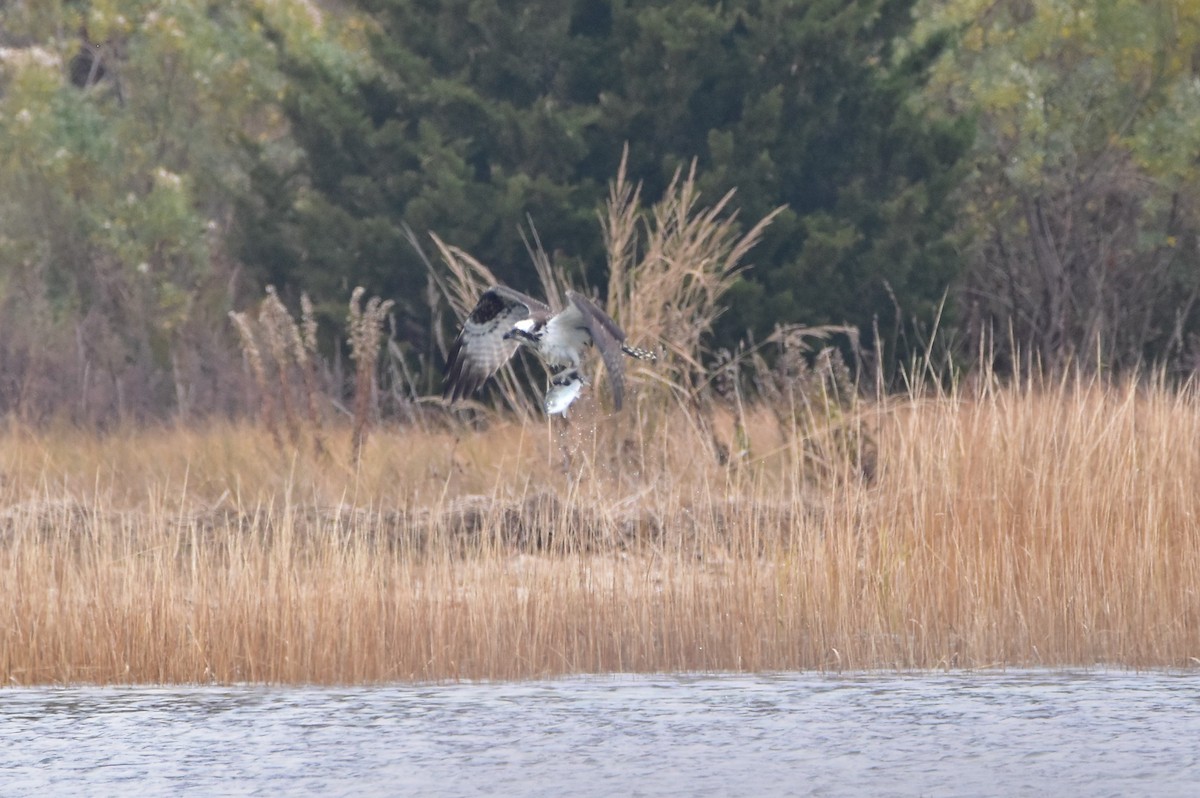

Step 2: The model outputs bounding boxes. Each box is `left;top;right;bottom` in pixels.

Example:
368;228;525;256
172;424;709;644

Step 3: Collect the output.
443;285;655;415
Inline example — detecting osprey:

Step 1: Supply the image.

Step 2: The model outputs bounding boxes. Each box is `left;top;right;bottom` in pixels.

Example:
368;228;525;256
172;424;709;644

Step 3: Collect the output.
443;285;655;415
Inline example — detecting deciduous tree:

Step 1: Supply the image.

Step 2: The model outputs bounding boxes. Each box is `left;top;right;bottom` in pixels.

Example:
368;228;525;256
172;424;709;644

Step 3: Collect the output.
912;0;1200;371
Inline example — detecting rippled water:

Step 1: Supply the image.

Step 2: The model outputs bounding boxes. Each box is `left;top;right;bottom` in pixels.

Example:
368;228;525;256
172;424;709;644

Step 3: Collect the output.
3;671;1199;796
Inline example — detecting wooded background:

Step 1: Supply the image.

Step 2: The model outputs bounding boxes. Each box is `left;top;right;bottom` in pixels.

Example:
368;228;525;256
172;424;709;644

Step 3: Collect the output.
2;0;1199;424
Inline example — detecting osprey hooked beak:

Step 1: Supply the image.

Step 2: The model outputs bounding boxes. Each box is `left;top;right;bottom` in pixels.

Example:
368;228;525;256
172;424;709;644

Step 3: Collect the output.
503;318;538;342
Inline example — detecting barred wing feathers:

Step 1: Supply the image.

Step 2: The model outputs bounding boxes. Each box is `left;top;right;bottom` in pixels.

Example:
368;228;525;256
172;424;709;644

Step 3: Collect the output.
443;286;549;402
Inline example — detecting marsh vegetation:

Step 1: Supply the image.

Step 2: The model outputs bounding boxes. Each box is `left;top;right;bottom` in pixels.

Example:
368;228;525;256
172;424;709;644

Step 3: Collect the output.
3;366;1199;684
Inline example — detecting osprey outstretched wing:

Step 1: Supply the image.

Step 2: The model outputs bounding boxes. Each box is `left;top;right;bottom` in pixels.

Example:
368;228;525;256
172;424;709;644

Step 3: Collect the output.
442;286;550;403
443;285;655;414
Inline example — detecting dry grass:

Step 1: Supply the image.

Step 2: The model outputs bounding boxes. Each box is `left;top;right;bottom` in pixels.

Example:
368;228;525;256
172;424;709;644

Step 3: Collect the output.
2;372;1199;685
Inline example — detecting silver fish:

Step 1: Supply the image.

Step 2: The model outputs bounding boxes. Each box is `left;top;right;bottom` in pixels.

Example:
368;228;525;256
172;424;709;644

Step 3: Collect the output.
544;370;585;416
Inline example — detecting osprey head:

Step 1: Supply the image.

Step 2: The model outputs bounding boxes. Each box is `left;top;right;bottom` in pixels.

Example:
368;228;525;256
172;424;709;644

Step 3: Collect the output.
503;318;540;342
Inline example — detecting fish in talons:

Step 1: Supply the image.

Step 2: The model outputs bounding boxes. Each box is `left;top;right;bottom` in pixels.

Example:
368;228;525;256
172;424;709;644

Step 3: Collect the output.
544;369;587;417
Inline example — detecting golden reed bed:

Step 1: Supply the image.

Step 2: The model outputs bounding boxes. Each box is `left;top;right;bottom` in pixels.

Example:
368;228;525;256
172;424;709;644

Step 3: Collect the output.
3;378;1199;684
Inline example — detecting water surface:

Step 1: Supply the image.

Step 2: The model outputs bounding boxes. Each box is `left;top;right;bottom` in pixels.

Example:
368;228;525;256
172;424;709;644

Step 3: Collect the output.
3;670;1198;796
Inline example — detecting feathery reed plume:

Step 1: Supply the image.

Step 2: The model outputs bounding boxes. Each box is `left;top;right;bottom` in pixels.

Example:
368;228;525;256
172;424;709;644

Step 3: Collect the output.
520;218;568;314
261;287;302;445
348;287;395;460
295;293;328;457
229;308;282;448
230;288;328;454
603;146;784;410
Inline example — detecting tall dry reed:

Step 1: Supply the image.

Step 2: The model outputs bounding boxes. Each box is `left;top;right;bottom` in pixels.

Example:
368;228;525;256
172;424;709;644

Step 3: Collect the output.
2;373;1199;685
602;147;783;408
230;286;328;455
347;287;395;460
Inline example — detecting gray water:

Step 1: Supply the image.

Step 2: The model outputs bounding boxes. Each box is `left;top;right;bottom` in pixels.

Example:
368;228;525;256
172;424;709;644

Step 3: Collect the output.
2;671;1198;797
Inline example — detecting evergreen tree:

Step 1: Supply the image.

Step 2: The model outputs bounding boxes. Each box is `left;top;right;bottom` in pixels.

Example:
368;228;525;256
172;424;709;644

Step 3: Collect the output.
247;0;970;365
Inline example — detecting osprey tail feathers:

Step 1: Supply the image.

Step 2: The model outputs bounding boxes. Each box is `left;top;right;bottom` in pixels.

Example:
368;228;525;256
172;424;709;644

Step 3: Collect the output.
621;343;657;362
